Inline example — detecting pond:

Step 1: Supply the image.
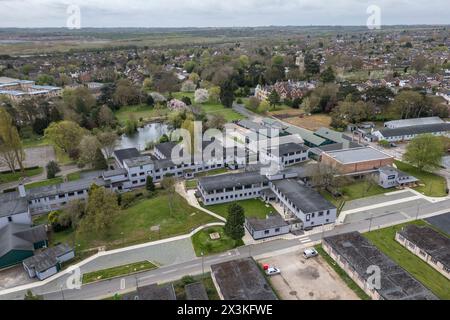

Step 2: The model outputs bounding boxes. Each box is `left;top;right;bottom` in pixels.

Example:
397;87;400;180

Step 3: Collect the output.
117;123;170;151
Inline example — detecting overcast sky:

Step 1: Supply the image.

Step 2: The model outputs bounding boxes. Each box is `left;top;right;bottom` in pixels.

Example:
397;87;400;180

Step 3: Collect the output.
0;0;449;28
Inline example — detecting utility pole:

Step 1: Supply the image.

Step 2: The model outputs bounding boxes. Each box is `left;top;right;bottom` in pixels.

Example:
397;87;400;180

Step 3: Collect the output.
416;201;421;221
368;214;374;233
60;286;65;300
201;252;205;277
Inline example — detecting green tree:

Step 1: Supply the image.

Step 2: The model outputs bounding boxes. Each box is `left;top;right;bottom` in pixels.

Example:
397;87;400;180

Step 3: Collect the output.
78;135;101;167
44;121;87;154
0;107;25;172
80;186;119;235
93;148;108;170
268;90;280;108
224;204;245;240
46;161;61;179
404;134;444;171
320;66;336;83
146;176;155;192
219;79;235;108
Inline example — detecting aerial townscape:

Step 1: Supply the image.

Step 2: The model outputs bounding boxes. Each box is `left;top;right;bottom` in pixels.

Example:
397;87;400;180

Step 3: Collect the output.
0;0;449;308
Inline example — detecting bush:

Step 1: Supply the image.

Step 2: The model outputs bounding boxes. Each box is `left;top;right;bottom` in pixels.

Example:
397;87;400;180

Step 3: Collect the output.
46;161;60;179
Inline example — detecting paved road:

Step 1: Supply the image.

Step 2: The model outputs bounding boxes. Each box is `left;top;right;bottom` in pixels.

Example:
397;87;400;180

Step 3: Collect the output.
1;201;447;300
232;103;263;122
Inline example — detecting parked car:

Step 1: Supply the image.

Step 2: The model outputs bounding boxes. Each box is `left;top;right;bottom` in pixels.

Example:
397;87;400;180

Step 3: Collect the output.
265;267;281;276
303;248;319;259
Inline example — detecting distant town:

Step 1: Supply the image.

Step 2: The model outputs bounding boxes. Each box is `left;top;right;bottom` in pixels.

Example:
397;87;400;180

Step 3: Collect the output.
0;23;449;302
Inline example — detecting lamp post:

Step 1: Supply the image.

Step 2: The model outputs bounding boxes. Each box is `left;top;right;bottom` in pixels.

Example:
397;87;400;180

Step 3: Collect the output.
416;202;421;221
60;286;65;300
201;252;205;277
368;214;374;233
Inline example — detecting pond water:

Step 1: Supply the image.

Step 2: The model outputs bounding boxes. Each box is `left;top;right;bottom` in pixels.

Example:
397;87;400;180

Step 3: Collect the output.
117;123;169;151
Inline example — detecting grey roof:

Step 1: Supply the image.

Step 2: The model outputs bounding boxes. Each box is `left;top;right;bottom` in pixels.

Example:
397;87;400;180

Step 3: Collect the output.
426;212;450;235
199;171;268;192
154;141;178;158
272;179;335;213
123;156;153;168
385;117;444;128
27;177;106;199
113;148;141;165
153;159;176;171
0;224;47;259
237;119;267;131
324;147;393;164
398;225;450;268
23;243;73;273
246;214;288;232
284;126;327;146
324;232;438;300
185;282;209;300
314;127;350;144
102;168;128;178
0;192;29;218
122;283;177;300
269;142;308;156
377;123;450;138
211;258;277;300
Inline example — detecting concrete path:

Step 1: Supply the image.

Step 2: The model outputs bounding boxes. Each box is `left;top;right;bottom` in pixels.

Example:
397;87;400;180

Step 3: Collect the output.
175;182;226;222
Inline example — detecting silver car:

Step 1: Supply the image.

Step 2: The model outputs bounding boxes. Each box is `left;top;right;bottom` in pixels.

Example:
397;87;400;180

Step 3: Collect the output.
303;248;319;259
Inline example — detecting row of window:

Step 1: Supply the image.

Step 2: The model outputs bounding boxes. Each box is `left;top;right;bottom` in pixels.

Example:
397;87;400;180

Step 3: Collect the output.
205;191;260;203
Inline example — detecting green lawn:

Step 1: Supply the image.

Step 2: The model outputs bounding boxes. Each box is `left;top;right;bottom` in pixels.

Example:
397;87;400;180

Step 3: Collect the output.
185;179;198;189
82;261;157;284
341;181;387;201
172;92;243;122
22;136;50;148
395;161;448;197
41;190;219;251
364;220;450;300
25;177;64;190
191;226;243;256
67;172;81;182
315;245;371;300
0;167;43;184
114;104;168;125
204;198;277;220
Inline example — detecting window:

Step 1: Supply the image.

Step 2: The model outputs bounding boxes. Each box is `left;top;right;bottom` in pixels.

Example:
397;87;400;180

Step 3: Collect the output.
318;211;324;217
275;228;280;233
8;216;12;222
264;230;270;235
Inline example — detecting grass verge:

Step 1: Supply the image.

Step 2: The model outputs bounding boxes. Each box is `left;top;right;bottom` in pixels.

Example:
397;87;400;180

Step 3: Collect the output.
191;226;243;256
82;261;157;284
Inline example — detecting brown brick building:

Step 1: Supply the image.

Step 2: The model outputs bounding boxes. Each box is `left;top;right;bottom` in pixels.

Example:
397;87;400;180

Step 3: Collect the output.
321;147;394;174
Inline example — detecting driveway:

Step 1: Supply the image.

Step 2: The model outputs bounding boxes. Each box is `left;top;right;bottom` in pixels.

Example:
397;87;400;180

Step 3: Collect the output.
0;266;37;290
260;250;359;300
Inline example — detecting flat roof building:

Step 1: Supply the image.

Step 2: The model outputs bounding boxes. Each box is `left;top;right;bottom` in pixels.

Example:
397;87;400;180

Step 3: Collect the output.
396;225;450;280
321;147;394;174
323;232;438;300
211;258;277;300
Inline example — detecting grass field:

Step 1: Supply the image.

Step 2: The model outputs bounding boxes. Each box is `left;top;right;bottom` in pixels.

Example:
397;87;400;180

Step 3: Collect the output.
341;181;387;200
82;261;157;284
172;92;243;122
364;220;450;300
273;112;332;131
41;190;219;251
114;104;168;125
191;226;243;256
204;198;277;220
395;161;447;197
0;167;43;184
315;245;371;300
25;177;63;190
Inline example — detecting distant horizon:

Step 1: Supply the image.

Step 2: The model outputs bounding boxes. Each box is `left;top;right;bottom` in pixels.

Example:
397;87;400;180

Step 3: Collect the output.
1;0;449;28
0;24;449;30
